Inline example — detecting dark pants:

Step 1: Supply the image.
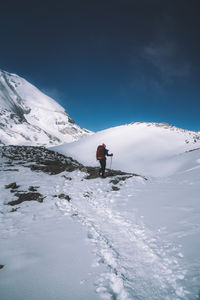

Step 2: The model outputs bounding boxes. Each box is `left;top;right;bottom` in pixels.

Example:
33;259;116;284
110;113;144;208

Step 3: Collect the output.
99;159;106;177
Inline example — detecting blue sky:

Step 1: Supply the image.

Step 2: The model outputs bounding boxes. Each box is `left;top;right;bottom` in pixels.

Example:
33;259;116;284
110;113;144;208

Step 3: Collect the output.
0;0;199;132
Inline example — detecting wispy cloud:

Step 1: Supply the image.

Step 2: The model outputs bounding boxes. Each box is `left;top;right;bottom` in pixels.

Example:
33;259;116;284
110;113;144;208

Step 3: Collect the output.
129;41;191;96
41;87;66;104
142;42;190;82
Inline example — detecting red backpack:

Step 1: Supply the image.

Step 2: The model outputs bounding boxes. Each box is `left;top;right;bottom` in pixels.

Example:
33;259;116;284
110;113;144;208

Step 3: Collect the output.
96;145;105;160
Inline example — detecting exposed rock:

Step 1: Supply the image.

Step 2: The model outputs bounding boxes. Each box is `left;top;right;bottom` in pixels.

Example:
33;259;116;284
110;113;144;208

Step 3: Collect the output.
28;186;39;192
1;146;144;181
29;163;67;175
1;146;82;175
84;167;140;180
7;192;45;206
83;167;100;179
185;147;200;153
1;145;145;210
4;169;19;172
83;192;92;198
57;194;71;201
110;176;133;185
72;213;78;217
61;175;72;180
10;207;19;212
112;186;120;191
0;264;4;270
4;162;14;166
5;182;19;189
10;189;26;193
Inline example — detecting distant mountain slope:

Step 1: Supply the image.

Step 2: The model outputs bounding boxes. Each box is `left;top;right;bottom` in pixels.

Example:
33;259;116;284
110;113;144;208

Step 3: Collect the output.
0;69;91;146
53;122;200;177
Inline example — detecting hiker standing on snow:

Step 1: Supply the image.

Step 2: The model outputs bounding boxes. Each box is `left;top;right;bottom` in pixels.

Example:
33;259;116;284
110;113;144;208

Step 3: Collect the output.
96;143;113;178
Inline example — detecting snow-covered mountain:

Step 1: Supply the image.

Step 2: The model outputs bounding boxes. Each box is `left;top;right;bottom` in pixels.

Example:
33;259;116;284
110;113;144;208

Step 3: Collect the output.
1;70;200;299
54;122;200;177
0;69;91;146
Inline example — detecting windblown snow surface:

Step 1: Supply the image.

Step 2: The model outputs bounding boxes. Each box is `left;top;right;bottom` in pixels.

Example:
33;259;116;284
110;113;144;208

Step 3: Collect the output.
0;122;200;300
54;122;200;177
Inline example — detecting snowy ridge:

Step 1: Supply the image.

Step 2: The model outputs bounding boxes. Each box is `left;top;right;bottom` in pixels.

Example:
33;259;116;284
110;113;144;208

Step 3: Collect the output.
0;69;91;146
54;122;200;177
130;121;200;139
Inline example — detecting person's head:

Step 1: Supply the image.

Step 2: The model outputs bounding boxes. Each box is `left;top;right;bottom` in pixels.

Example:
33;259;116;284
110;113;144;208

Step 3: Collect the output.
102;143;106;148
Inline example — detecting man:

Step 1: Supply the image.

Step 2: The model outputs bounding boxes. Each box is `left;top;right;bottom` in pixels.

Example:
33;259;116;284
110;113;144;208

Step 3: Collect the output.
96;143;113;178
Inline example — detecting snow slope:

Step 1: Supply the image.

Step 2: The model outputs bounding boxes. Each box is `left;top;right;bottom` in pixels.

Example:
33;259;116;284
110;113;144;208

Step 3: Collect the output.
0;146;200;299
54;122;200;177
0;69;91;146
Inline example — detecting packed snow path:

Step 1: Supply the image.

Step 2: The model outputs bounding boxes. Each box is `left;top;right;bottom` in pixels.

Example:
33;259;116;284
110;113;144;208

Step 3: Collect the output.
1;146;200;299
56;172;189;300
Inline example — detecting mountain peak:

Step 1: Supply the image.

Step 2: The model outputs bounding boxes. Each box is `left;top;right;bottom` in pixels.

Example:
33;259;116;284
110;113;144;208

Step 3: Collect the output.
0;70;91;146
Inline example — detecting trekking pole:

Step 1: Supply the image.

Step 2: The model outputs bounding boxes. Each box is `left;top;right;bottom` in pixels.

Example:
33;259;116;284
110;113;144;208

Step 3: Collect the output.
110;156;113;170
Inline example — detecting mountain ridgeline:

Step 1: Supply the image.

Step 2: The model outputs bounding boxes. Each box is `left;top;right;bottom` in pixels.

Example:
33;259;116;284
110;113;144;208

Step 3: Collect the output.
0;70;91;146
54;122;200;177
1;68;200;172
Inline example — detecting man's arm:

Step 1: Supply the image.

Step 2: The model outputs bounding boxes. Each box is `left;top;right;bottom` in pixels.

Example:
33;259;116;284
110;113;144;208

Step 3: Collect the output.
104;149;113;157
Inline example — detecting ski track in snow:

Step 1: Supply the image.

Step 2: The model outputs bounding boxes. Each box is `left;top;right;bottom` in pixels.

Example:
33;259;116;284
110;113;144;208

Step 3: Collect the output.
55;171;189;300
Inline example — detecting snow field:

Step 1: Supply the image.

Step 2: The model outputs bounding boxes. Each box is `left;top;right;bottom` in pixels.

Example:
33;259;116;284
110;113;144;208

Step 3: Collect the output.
0;165;102;300
1;147;200;299
54;122;200;177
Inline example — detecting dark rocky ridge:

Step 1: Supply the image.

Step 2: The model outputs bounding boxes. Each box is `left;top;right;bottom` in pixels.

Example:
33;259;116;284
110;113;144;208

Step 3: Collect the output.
1;146;145;207
1;145;143;180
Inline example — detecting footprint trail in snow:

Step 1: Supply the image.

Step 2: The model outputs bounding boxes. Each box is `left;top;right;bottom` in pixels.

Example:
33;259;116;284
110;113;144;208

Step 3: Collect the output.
56;171;188;300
